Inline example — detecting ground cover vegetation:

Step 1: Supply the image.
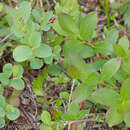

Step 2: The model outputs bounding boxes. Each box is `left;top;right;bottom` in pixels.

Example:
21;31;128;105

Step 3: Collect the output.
0;0;130;129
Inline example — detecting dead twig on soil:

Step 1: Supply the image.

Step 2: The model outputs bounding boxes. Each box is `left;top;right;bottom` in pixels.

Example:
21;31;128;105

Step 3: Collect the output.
68;79;75;110
0;33;13;44
39;0;43;8
19;105;39;130
66;115;94;130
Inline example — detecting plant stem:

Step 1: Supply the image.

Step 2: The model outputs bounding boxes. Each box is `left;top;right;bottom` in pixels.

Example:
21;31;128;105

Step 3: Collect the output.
105;0;110;30
99;0;110;30
77;35;95;48
68;79;75;110
0;33;13;44
99;0;105;10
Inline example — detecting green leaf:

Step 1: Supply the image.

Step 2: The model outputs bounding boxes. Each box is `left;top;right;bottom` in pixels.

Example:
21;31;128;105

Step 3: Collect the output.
55;0;79;17
105;29;119;44
67;55;89;78
55;98;62;108
41;111;51;125
5;5;20;20
124;0;130;4
33;80;44;96
106;107;123;127
62;109;87;121
72;83;93;103
0;73;9;85
10;79;25;90
52;19;68;36
84;72;99;86
40;124;52;130
22;20;40;34
79;44;95;58
24;31;41;48
0;3;4;12
124;112;130;127
92;88;121;107
80;12;97;41
0;27;10;37
44;55;53;64
34;44;52;58
17;1;31;22
3;63;13;77
57;0;79;15
60;92;69;100
47;31;55;42
117;103;130;114
119;36;129;54
63;40;83;57
51;73;68;84
58;13;78;34
33;69;47;96
61;112;78;121
113;70;126;83
121;58;130;75
13;45;32;62
36;97;44;103
123;9;130;27
32;8;42;23
100;58;121;82
52;36;64;46
41;11;53;31
0;107;5;118
0;117;5;128
11;21;24;37
6;105;20;120
13;65;24;79
113;44;126;57
120;78;130;102
42;26;51;32
53;45;61;60
68;102;79;114
94;41;113;55
91;59;106;71
67;65;82;79
110;2;122;9
0;85;4;95
30;58;43;69
48;64;61;76
0;96;6;108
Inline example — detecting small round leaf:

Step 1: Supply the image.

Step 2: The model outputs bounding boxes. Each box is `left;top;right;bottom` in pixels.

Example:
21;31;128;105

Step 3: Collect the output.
13;65;24;78
0;85;4;95
0;73;9;86
10;79;25;90
44;55;53;64
106;107;123;127
0;96;6;108
0;107;5;118
13;45;32;62
34;44;52;58
3;63;13;77
30;59;43;69
41;111;51;125
6;105;20;120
